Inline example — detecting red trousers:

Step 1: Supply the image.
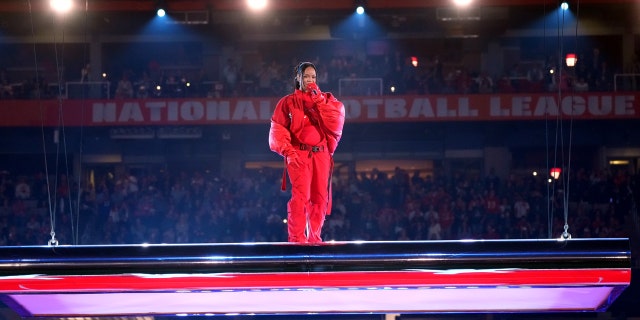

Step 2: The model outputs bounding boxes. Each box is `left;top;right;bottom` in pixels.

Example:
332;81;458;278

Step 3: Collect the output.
286;147;331;243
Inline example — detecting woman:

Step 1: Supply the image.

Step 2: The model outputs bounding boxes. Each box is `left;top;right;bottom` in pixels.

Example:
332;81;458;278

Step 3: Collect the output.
268;61;345;243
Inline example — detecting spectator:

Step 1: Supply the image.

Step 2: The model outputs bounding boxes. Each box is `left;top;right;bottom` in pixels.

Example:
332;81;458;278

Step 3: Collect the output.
427;214;442;240
574;77;589;92
222;58;239;96
115;73;134;99
14;176;31;200
80;63;92;82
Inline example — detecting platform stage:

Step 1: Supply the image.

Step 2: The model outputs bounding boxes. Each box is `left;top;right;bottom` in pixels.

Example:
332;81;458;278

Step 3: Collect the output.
0;238;631;317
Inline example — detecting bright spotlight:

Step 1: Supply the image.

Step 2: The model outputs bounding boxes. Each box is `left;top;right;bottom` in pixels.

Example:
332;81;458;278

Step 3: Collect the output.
49;0;73;14
247;0;268;11
356;6;365;14
560;2;569;10
157;8;166;17
453;0;473;6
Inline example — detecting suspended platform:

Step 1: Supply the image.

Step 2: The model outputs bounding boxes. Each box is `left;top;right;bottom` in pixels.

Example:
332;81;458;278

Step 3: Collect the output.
0;238;631;317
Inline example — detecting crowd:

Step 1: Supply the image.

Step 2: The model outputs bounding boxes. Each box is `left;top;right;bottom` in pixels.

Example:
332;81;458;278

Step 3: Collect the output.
0;42;636;259
0;164;636;261
103;48;620;99
0;44;622;100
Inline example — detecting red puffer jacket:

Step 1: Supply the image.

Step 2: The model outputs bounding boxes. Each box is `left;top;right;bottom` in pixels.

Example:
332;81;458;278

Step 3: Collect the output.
269;89;345;158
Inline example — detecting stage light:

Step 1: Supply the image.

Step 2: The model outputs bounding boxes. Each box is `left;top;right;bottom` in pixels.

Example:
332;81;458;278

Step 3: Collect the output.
247;0;268;11
49;0;73;14
156;0;166;17
610;160;630;165
550;167;561;180
355;0;366;14
565;53;577;67
411;56;418;67
560;2;569;10
453;0;473;6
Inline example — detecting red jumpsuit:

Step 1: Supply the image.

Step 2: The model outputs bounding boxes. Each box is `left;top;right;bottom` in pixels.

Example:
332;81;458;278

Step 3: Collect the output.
269;88;345;243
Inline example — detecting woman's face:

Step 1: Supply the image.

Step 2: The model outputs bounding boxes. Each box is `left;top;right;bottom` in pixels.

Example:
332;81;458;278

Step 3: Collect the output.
298;66;317;92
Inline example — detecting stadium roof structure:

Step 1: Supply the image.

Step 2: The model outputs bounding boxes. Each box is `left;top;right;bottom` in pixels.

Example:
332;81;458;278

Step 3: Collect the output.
0;0;636;39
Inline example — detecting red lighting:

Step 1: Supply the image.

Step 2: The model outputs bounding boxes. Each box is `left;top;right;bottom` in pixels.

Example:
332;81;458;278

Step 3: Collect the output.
411;56;418;67
565;53;577;67
550;167;562;179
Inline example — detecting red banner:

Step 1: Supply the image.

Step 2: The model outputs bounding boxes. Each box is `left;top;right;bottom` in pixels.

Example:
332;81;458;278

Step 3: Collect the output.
0;92;637;127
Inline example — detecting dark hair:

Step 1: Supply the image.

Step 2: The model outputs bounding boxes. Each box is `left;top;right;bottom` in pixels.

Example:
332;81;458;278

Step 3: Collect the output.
294;61;316;90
